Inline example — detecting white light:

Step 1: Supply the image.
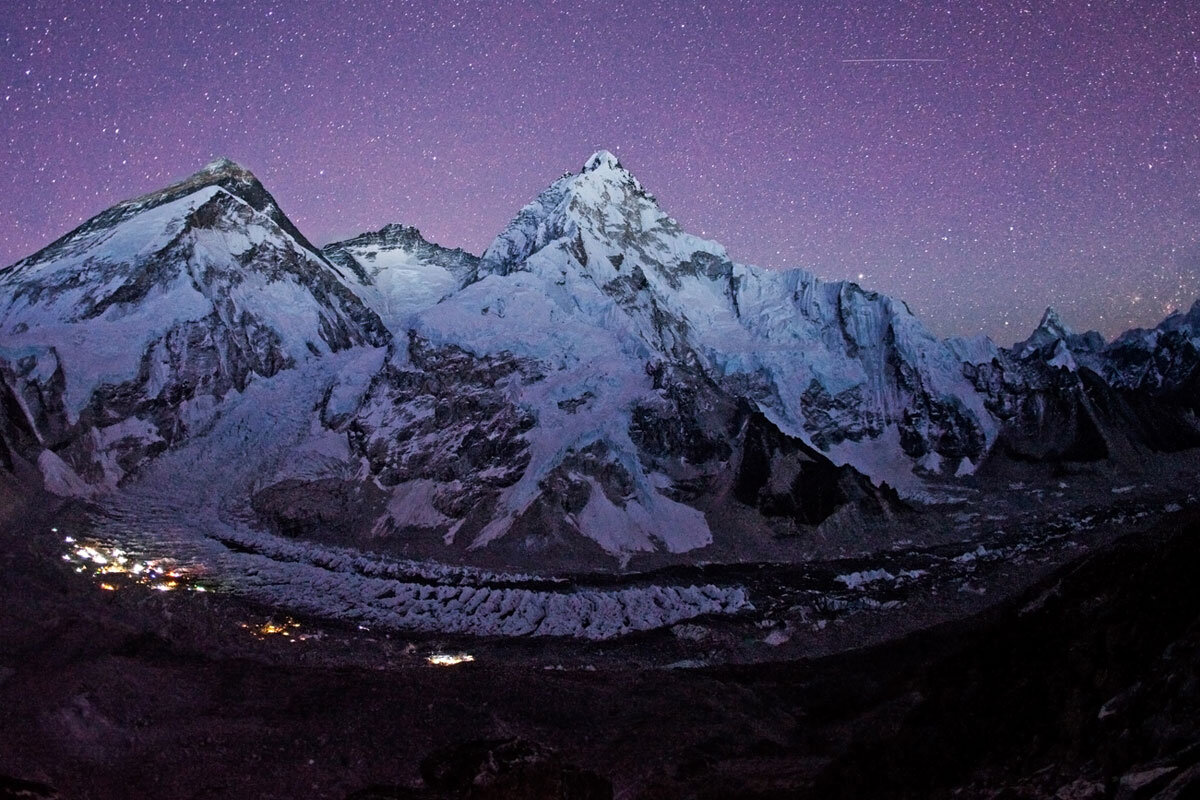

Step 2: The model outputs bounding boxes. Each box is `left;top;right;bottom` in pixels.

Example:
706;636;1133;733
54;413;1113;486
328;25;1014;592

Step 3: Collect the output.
427;653;475;667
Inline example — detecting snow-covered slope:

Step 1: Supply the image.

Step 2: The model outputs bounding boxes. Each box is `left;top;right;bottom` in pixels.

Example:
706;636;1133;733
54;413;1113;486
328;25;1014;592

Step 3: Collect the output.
323;223;479;333
0;158;388;492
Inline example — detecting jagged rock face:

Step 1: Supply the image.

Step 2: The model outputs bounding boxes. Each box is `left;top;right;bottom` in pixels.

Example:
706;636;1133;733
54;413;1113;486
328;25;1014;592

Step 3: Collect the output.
629;363;899;527
1103;310;1200;395
343;335;539;537
966;356;1111;464
629;363;737;484
710;270;996;479
1095;303;1200;434
732;407;903;526
0;351;69;475
966;347;1200;470
0;160;388;492
323;224;480;333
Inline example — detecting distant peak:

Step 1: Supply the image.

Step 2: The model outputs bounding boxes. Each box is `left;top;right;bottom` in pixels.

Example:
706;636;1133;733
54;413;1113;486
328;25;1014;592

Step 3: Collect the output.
1014;306;1076;355
1157;297;1200;334
378;222;421;237
349;222;427;247
1038;306;1070;334
193;157;256;182
325;222;475;257
114;157;262;213
149;157;262;199
582;150;623;173
201;156;242;172
573;149;650;198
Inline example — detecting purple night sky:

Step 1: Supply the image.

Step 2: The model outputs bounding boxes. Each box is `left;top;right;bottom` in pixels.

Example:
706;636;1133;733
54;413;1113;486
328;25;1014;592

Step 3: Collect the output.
2;0;1198;340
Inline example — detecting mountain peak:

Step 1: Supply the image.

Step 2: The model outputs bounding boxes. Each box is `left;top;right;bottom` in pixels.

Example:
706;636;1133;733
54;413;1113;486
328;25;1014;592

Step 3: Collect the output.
1038;306;1070;335
327;221;467;261
198;156;251;175
159;157;260;196
572;149;647;200
123;157;262;210
370;222;426;244
86;156;326;262
325;223;480;261
1157;297;1200;336
1015;306;1106;363
479;149;697;277
1014;307;1073;356
582;150;623;173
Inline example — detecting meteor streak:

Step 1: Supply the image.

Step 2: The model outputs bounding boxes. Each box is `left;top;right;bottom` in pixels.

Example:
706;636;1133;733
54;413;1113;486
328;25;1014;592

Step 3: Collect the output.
841;58;946;63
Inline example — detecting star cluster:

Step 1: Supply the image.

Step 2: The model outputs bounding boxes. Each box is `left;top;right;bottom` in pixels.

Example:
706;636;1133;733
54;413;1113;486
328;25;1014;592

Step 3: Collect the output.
2;0;1198;340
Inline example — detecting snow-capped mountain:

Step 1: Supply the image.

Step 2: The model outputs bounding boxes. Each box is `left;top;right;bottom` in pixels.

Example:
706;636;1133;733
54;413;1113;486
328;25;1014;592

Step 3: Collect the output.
1102;300;1200;395
1012;302;1200;394
323;223;479;333
0;158;388;493
2;151;1198;575
437;151;996;484
988;304;1200;460
333;150;969;564
1012;307;1106;371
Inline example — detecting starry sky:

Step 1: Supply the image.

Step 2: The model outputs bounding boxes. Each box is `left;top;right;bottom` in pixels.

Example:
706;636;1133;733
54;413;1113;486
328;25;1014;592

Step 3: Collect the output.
2;0;1198;341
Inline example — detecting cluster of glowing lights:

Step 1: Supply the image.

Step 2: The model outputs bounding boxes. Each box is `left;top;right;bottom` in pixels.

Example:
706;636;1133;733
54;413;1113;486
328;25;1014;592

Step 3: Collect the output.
56;530;475;659
426;653;476;667
60;534;209;594
240;618;310;642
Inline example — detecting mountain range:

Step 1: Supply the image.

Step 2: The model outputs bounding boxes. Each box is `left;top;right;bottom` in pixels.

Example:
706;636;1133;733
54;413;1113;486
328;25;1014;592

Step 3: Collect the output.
2;151;1198;577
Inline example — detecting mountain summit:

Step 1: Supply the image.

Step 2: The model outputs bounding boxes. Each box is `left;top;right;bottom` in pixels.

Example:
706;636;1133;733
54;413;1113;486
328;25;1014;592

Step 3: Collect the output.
582;149;623;172
478;148;686;278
